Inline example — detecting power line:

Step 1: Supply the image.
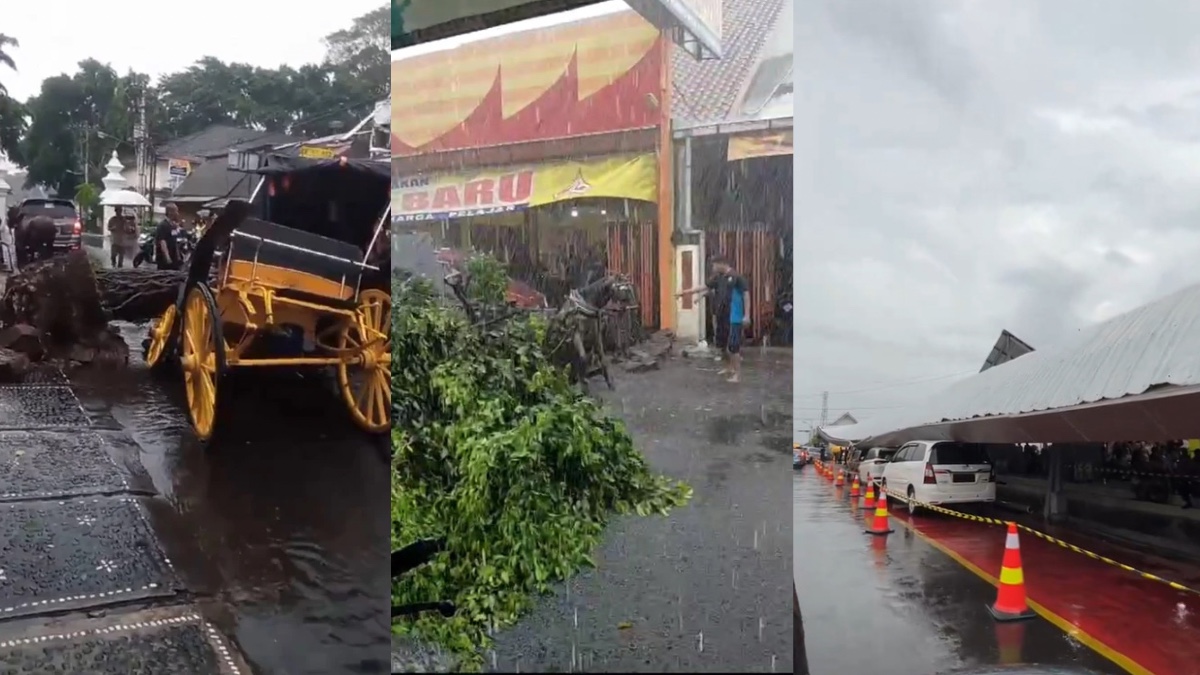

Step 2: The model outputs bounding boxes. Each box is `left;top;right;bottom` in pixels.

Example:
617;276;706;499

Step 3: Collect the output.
795;404;906;411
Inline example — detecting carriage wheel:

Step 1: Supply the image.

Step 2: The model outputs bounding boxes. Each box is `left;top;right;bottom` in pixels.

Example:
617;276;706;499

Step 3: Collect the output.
337;288;391;434
144;304;177;369
180;285;226;442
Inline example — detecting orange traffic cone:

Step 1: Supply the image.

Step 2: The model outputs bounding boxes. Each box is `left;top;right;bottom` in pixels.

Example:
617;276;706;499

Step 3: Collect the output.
835;470;845;487
849;476;861;499
864;487;893;535
987;523;1036;621
861;482;876;510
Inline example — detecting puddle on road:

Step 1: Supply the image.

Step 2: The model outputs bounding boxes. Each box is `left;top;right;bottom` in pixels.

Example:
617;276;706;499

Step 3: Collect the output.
705;410;792;449
66;322;391;675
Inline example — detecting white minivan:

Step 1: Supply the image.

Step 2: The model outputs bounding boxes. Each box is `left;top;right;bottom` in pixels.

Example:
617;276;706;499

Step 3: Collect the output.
879;440;995;514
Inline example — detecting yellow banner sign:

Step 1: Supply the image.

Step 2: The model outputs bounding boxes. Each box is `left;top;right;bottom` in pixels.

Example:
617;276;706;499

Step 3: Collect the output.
299;145;337;159
392;154;657;223
728;130;793;161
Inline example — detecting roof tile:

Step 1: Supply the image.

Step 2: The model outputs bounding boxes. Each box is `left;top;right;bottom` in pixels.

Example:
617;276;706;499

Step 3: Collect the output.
672;0;786;125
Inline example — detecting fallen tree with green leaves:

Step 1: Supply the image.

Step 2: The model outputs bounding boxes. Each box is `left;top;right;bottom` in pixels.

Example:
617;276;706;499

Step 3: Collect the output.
390;258;691;668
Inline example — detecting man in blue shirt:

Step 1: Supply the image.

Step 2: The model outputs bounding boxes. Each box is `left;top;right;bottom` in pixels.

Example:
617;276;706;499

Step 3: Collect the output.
678;255;750;383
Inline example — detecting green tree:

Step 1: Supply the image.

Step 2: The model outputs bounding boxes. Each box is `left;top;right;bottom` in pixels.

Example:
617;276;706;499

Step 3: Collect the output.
20;61;148;193
13;6;389;189
0;33;17;96
74;181;100;232
322;7;389;124
0;33;23;163
0;94;25;166
20;75;82;194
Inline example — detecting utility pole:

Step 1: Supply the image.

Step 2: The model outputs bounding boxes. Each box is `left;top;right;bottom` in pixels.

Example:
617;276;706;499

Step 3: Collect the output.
133;92;147;195
79;126;90;185
819;391;829;428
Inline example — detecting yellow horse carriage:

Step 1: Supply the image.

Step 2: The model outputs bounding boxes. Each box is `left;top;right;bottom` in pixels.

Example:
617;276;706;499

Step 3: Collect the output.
143;154;391;442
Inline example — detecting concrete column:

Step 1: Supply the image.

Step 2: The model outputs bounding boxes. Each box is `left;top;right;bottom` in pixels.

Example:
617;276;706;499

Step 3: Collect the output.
1043;444;1067;521
674;244;701;341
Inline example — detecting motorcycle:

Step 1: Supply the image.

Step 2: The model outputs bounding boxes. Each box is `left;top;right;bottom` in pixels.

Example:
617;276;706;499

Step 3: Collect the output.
132;231;154;268
132;229;197;269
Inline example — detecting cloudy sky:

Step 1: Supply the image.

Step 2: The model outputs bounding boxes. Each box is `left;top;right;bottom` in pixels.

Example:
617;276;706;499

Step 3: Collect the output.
793;0;1200;432
1;0;383;103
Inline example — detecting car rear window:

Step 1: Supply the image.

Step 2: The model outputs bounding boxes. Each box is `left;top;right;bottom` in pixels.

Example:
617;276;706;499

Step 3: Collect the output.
20;200;77;219
869;448;896;461
931;442;992;465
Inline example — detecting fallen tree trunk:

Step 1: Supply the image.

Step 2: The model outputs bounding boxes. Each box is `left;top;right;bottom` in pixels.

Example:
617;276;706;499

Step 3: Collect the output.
94;267;186;323
1;252;186;332
0;252;186;364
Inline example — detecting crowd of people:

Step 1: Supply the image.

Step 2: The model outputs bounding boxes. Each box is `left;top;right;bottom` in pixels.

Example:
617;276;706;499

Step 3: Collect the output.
997;440;1197;509
106;203;205;270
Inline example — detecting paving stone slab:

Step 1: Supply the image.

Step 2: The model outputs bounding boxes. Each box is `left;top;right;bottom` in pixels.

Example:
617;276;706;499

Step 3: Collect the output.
0;608;247;674
0;386;89;428
0;431;128;501
0;498;174;620
9;366;69;386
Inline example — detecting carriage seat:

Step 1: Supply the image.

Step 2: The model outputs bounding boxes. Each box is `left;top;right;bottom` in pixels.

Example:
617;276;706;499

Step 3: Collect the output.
226;218;372;306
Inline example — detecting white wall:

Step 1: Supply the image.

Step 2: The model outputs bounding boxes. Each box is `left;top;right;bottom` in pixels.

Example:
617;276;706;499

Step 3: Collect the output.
119;159;174;196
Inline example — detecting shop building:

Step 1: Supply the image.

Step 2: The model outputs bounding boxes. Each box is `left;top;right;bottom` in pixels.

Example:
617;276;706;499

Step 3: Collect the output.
671;0;793;346
391;5;671;329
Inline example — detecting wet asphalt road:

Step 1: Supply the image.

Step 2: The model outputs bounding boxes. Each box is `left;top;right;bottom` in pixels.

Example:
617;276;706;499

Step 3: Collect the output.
485;347;793;672
62;322;392;675
792;470;1124;675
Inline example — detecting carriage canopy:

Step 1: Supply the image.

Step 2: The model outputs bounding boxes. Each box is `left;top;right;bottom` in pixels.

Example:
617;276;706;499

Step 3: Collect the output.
251;154;391;251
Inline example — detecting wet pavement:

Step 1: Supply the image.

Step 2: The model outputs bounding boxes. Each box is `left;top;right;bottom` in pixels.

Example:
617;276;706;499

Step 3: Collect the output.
887;496;1200;675
0;364;243;673
7;321;392;675
793;470;1128;675
486;347;793;672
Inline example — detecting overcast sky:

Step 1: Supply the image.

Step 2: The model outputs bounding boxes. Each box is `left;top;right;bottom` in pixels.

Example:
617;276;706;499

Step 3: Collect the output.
1;0;384;103
793;0;1200;433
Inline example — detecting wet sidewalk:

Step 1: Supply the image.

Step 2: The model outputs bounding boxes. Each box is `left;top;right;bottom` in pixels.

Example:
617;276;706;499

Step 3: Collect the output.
890;503;1200;675
795;472;1123;675
0;365;248;673
488;349;793;672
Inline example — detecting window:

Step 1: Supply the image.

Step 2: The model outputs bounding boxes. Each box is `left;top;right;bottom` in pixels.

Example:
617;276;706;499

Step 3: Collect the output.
869;448;897;461
930;442;992;465
20;199;77;219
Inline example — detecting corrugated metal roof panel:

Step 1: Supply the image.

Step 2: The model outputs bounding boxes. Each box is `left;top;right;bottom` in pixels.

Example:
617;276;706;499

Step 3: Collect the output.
818;282;1200;444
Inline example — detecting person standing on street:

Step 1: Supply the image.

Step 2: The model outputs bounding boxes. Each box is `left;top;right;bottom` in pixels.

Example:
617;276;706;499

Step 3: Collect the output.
108;207;139;267
154;203;184;271
0;208;15;272
677;255;751;383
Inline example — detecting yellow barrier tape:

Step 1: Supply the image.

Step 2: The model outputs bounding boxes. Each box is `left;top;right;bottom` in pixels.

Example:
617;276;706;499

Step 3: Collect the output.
1089;466;1200;482
863;479;1200;598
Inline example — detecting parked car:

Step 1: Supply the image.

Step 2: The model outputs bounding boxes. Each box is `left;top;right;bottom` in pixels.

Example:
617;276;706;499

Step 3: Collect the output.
850;446;897;486
793;446;813;469
879;440;996;515
16;198;82;252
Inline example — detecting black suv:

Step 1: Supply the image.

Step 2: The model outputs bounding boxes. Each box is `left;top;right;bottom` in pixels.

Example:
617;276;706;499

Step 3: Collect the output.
16;198;82;252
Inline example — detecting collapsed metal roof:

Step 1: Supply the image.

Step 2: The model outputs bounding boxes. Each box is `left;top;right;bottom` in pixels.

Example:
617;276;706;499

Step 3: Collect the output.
980;329;1036;373
818;281;1200;446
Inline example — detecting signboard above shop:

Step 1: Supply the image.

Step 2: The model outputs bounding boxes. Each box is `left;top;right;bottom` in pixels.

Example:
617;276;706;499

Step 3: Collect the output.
298;145;338;159
393;0;720;60
392;153;656;223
